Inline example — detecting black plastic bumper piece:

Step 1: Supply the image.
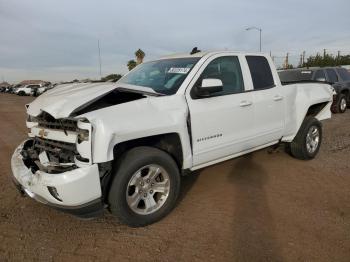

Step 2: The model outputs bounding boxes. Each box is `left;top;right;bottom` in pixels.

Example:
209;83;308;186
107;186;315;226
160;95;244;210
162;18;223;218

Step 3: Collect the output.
52;198;105;219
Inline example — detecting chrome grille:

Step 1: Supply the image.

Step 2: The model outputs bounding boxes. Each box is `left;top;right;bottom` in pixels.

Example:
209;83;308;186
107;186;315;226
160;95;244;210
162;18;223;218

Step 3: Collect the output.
36;112;77;131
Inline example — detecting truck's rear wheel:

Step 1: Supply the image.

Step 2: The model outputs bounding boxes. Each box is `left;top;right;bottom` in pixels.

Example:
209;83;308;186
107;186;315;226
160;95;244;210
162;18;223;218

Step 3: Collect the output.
108;147;180;227
290;117;322;160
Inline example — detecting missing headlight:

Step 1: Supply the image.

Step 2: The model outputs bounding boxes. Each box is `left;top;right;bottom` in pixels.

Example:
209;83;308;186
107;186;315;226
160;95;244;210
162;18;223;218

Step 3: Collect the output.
77;130;89;143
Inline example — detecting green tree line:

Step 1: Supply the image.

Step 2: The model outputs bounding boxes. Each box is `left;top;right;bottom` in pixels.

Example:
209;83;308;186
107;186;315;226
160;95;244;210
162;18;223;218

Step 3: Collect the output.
303;53;350;68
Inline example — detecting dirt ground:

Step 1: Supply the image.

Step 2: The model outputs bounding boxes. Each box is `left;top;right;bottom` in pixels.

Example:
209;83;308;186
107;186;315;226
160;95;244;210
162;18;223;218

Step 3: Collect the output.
0;93;349;262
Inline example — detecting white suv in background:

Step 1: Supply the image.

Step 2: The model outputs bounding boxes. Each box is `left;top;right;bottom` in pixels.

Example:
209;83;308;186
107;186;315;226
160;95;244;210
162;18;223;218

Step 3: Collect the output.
15;84;38;96
15;84;48;96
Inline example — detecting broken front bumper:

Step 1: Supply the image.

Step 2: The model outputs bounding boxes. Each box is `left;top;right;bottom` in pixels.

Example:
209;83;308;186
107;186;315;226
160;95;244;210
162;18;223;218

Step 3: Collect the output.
11;141;104;218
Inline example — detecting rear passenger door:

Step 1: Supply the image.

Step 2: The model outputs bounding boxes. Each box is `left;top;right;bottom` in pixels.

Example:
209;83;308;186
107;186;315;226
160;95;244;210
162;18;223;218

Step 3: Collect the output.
246;56;285;145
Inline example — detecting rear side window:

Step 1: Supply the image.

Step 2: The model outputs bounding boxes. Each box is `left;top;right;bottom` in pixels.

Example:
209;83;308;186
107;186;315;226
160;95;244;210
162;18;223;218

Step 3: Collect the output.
326;69;338;83
314;70;326;80
246;56;274;90
337;68;350;81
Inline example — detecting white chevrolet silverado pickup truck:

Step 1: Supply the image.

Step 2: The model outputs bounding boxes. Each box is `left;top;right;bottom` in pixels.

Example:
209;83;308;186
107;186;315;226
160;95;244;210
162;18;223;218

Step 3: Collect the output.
11;51;333;227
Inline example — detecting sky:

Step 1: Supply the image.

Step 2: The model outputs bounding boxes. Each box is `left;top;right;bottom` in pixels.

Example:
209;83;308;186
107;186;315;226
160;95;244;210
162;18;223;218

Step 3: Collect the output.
0;0;349;83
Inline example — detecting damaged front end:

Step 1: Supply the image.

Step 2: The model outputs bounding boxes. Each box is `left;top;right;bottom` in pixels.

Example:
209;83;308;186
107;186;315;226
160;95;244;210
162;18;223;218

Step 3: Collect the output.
11;112;104;218
24;112;92;173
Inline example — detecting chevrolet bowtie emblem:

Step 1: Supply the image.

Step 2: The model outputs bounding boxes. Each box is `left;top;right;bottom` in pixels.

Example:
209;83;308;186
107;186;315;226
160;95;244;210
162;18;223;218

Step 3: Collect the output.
38;128;48;138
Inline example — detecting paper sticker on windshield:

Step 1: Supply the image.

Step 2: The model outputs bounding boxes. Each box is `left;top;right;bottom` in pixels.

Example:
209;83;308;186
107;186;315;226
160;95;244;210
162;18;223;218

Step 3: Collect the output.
168;67;191;74
301;70;312;74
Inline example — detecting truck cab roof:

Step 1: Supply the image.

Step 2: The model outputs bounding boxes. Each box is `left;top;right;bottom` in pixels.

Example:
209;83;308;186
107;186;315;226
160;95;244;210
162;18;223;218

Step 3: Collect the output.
159;50;266;60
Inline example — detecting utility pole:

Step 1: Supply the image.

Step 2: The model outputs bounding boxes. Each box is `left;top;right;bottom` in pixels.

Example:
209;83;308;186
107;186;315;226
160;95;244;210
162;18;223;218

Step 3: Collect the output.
259;29;261;52
284;53;289;69
299;54;303;68
98;40;102;79
245;26;262;52
323;49;326;58
302;51;306;66
337;50;341;66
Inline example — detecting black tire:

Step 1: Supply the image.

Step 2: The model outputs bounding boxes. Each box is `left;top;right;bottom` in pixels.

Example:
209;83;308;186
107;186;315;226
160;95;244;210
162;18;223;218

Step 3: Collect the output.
290;117;322;160
18;91;25;96
108;146;181;227
332;94;347;113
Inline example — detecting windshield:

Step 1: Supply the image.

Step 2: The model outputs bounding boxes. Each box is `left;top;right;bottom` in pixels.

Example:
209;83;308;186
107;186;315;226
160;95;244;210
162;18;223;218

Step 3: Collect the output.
119;57;200;95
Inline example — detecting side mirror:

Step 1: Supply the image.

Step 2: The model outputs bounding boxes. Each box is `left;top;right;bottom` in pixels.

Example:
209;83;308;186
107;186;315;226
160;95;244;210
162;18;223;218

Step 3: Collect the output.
315;77;326;82
196;78;223;97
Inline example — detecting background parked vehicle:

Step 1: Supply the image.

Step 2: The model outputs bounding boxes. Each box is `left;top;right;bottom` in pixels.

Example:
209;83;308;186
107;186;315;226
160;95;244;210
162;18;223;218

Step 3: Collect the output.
15;84;42;96
15;85;33;96
279;67;350;113
0;82;11;92
5;86;13;93
11;84;22;94
37;84;53;96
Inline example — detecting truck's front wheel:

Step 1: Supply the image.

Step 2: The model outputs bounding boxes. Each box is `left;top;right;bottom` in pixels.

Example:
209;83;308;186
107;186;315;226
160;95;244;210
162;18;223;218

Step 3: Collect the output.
290;117;322;160
108;147;181;227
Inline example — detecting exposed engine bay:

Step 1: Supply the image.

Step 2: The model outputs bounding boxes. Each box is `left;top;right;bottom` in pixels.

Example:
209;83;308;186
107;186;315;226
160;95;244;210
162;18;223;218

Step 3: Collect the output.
71;89;146;116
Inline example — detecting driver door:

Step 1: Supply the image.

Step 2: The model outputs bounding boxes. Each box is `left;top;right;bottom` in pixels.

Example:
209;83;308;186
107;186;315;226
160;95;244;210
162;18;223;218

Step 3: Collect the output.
186;55;255;166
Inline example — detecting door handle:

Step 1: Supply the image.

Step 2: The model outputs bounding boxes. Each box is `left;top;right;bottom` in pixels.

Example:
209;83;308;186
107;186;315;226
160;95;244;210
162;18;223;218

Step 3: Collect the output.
239;100;253;107
273;95;283;101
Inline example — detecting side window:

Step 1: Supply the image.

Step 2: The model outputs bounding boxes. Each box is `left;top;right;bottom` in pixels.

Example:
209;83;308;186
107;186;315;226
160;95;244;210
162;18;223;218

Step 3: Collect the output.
314;70;326;80
246;56;274;90
198;56;244;96
336;68;350;81
326;69;338;83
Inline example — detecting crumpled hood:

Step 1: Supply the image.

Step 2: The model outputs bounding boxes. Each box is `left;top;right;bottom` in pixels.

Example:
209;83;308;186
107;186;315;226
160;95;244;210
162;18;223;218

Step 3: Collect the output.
27;82;117;118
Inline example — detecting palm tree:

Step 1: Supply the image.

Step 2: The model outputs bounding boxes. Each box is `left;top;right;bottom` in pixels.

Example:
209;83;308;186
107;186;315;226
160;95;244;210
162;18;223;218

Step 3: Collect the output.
135;49;145;65
127;60;137;71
